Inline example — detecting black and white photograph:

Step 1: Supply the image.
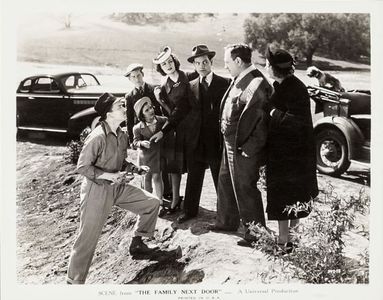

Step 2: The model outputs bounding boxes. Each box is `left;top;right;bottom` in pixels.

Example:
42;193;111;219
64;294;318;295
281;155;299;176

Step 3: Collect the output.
1;0;383;299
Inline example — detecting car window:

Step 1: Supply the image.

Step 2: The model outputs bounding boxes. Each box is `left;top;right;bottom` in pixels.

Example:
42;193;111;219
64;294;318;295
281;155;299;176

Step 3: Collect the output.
63;74;99;89
80;74;99;86
31;77;60;93
19;79;32;92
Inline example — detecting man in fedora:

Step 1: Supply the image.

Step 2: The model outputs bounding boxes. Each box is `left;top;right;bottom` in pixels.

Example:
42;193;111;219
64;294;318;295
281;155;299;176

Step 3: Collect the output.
67;93;160;284
124;63;163;146
213;44;273;246
177;45;230;224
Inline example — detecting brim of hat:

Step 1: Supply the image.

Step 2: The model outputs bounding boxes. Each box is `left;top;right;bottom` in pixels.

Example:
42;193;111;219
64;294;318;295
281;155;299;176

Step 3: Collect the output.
153;50;172;65
187;51;216;63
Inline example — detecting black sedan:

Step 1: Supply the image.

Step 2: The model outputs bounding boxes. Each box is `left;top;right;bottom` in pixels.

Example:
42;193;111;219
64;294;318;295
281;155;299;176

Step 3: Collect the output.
16;72;126;136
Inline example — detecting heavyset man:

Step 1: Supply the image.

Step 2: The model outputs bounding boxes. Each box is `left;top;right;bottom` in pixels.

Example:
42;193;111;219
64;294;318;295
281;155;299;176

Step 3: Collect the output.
213;43;273;246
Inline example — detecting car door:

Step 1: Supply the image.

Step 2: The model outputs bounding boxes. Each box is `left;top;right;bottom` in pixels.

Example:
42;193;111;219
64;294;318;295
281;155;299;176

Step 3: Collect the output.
21;77;70;130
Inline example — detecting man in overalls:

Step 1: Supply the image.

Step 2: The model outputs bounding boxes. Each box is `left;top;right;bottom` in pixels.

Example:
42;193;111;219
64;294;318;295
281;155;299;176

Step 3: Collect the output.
66;93;160;284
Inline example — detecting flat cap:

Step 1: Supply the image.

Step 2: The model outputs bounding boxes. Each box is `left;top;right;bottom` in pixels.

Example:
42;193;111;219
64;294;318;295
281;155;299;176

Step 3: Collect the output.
124;63;144;77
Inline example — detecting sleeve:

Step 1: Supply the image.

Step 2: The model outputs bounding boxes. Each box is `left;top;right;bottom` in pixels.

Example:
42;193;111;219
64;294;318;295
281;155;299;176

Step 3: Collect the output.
132;124;142;149
161;84;192;134
240;109;268;159
271;86;309;129
76;134;105;180
125;93;135;144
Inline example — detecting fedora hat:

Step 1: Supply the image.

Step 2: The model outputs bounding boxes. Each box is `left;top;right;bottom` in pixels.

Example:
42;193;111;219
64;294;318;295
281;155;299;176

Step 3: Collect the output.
133;97;152;118
187;44;216;63
124;63;144;77
153;46;172;65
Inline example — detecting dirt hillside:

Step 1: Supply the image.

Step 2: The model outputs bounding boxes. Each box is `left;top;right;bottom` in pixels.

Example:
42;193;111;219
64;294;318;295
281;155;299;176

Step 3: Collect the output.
16;137;370;285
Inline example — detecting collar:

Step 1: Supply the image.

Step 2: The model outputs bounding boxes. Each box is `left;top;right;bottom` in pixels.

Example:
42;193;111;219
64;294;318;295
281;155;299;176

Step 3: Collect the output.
234;64;255;85
199;72;213;86
101;121;122;136
135;83;145;91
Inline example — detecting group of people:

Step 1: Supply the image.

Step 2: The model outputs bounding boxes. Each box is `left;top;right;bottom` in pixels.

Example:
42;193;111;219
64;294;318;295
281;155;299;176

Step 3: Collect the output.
66;43;319;284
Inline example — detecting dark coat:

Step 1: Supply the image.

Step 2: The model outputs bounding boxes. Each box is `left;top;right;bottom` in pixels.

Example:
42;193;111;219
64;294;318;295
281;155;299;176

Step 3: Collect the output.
266;75;319;220
188;73;231;160
125;82;163;144
158;70;193;173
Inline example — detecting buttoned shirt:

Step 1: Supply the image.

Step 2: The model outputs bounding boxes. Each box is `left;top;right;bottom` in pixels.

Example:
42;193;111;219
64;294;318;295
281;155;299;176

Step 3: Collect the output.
199;71;213;87
77;121;129;184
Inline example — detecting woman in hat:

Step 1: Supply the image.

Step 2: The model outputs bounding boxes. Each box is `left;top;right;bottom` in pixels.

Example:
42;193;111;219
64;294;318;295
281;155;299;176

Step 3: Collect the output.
150;46;193;214
133;97;168;209
264;47;319;253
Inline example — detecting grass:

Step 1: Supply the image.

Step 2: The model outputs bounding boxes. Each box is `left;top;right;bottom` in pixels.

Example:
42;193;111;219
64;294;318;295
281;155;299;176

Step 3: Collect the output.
18;13;370;90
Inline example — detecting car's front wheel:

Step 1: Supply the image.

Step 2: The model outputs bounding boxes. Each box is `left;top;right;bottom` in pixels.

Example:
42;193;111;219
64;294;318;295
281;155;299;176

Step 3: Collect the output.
315;128;351;176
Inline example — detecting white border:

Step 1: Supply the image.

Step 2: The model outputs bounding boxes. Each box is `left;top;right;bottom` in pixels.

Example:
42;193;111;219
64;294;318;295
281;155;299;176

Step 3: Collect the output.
2;0;383;299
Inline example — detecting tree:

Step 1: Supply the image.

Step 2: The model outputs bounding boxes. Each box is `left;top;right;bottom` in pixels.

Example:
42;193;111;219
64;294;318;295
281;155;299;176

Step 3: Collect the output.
244;13;370;66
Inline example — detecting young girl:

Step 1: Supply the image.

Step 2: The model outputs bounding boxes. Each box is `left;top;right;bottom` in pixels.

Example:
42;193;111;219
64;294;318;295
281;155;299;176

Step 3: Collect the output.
133;97;168;206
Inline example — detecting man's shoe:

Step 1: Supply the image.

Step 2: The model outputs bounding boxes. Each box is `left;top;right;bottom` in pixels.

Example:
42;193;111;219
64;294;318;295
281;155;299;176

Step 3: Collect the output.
129;236;158;256
176;213;194;224
206;223;237;232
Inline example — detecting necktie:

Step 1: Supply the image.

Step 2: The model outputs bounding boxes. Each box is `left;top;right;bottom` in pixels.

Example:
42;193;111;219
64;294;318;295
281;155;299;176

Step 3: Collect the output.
201;76;208;91
137;86;144;97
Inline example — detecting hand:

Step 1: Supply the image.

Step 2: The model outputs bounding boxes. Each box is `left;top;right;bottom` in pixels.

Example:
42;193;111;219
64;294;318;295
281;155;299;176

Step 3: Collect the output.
98;171;126;184
263;100;274;115
139;165;150;175
149;131;163;143
140;141;151;149
154;86;161;101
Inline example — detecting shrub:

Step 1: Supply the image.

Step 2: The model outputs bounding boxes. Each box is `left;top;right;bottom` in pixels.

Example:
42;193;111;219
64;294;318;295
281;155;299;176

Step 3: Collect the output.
64;127;92;164
249;181;370;283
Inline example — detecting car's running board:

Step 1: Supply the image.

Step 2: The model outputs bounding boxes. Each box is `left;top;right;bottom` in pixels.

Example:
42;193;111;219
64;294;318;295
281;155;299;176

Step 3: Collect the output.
18;126;67;133
350;160;370;168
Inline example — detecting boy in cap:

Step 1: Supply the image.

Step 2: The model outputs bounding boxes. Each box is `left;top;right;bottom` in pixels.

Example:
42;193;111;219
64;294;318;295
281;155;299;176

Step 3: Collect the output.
66;93;160;284
124;63;163;145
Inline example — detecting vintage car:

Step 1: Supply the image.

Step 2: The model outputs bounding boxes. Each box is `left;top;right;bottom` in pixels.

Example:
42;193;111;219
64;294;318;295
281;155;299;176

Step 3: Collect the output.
16;72;126;136
308;85;371;176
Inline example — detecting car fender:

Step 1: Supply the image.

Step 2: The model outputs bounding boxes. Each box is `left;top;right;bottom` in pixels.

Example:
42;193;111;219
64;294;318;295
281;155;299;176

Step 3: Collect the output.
67;107;98;136
313;116;364;160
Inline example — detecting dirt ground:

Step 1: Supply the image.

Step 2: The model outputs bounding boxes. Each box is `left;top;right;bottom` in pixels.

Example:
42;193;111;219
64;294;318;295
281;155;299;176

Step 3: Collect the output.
16;134;370;285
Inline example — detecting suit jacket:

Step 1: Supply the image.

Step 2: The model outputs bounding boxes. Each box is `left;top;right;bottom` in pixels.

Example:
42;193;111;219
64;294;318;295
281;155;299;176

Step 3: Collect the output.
188;73;230;157
125;82;162;144
220;68;273;165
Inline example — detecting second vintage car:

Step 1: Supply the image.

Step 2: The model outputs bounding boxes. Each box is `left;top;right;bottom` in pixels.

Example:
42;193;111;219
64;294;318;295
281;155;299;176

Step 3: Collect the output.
16;72;127;136
308;85;370;176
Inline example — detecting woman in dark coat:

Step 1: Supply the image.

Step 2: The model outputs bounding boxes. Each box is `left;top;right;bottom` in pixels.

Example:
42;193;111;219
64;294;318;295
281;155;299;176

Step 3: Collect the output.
150;46;193;213
264;47;319;250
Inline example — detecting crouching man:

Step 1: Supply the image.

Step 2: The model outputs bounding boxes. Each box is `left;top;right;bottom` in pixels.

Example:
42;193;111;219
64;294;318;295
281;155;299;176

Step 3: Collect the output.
66;92;160;284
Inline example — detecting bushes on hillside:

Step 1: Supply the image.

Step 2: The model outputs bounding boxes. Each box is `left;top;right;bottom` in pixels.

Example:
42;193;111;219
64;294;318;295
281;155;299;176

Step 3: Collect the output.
249;182;370;283
64;127;92;164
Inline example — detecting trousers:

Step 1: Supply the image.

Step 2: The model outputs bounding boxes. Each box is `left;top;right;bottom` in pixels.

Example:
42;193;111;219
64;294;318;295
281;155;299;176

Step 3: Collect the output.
67;178;160;284
216;135;265;229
